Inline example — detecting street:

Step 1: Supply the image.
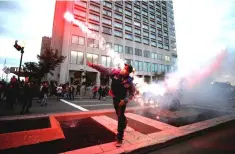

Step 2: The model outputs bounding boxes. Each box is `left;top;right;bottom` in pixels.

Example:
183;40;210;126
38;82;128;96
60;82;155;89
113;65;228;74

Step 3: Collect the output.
148;120;235;154
0;97;140;117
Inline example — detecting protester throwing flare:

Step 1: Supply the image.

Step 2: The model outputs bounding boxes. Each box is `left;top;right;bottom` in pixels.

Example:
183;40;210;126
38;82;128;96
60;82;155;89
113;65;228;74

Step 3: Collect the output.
87;62;135;147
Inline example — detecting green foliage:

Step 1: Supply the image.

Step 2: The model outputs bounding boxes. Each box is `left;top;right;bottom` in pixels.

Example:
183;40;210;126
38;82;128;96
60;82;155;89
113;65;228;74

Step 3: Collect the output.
23;46;66;82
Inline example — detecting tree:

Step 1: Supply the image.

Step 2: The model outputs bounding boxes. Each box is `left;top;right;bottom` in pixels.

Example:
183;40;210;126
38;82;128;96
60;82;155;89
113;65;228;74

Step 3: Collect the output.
23;46;66;82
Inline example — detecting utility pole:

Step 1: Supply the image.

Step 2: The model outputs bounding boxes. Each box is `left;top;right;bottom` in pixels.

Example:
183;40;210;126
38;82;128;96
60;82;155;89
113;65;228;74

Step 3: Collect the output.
13;40;25;81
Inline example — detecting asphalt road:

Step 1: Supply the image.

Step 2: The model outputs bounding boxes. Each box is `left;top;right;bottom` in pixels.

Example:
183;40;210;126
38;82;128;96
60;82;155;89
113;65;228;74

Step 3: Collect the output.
0;98;140;117
148;120;235;154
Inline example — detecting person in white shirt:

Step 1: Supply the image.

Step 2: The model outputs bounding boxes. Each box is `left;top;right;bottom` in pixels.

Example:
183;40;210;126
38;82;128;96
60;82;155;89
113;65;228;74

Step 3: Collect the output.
56;85;63;100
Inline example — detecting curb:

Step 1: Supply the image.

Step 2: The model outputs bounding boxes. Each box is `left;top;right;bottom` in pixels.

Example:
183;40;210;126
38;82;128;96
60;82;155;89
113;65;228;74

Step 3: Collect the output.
124;114;235;154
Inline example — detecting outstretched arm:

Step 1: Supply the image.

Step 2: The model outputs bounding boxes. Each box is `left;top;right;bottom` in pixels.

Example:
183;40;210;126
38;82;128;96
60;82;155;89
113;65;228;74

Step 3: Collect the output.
87;62;120;76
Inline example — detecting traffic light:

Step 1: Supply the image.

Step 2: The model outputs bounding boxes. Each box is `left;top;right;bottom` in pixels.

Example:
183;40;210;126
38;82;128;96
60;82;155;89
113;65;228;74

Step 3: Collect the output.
14;40;22;51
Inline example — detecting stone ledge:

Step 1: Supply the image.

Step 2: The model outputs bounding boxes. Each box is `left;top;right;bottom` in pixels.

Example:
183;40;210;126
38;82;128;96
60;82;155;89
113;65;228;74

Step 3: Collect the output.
0;116;65;150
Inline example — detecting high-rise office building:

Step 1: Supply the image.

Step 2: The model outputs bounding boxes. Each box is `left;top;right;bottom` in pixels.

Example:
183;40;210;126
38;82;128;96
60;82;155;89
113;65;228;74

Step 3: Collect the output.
51;0;177;85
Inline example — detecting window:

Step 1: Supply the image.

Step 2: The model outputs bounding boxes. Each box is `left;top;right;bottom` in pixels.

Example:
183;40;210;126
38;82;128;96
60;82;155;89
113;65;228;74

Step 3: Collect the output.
134;36;141;42
87;38;99;48
143;62;151;72
125;46;133;55
114;30;123;37
150;27;156;33
144;50;150;58
143;38;149;45
150;20;155;26
87;53;99;64
102;27;112;35
151;52;158;59
89;14;100;21
142;10;148;16
74;9;86;17
134;7;140;12
150;14;155;19
88;23;99;31
135;48;142;56
103;9;112;16
158;54;163;60
114;44;123;53
157;24;162;28
115;6;123;13
71;35;85;45
134;14;141;20
102;18;112;25
159;64;165;72
125;25;132;31
125;33;133;40
70;50;83;65
158;43;163;48
106;42;112;49
165;55;171;61
135;61;143;71
125;18;132;23
172;56;177;63
103;1;112;8
134;21;140;27
143;24;149;30
143;31;149;37
101;56;111;67
125;3;132;9
114;14;123;20
114;22;123;29
125;10;132;16
164;45;169;50
151;33;156;39
125;59;133;65
134;29;141;35
74;0;86;7
151;63;158;72
89;5;100;12
151;41;157;47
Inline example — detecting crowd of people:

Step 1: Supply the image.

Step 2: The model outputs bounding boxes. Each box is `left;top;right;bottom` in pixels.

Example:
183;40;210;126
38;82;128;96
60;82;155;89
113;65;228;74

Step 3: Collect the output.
0;75;111;114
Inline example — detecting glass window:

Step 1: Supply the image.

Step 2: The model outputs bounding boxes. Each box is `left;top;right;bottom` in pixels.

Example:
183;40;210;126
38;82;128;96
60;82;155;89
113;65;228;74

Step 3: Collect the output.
143;62;147;72
154;64;158;72
150;27;156;33
134;7;140;12
74;0;86;7
114;30;123;37
114;22;123;29
103;9;112;16
88;23;99;31
125;59;133;65
143;31;149;37
147;62;151;72
114;14;123;20
87;53;99;64
114;44;123;53
134;21;140;27
89;14;100;21
102;18;112;25
125;33;133;40
165;55;171;61
142;10;148;16
103;1;112;8
102;27;112;35
87;38;99;48
125;18;132;23
151;41;157;47
115;6;123;13
106;42;112;49
135;48;142;56
151;33;156;39
77;51;84;64
71;35;85;45
70;51;77;64
125;25;132;31
89;5;100;12
143;38;149;45
134;36;141;42
144;50;150;58
125;46;133;55
139;61;143;71
134;29;141;34
101;56;111;67
143;24;149;30
158;43;163;48
125;10;132;16
134;14;141;20
74;9;86;17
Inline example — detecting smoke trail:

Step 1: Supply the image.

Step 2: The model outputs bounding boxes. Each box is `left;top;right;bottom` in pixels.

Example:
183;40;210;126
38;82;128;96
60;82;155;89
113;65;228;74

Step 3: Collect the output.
64;12;228;108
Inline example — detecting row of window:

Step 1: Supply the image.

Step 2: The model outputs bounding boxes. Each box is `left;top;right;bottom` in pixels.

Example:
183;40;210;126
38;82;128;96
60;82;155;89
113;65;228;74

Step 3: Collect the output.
70;50;172;73
72;34;169;50
71;35;172;61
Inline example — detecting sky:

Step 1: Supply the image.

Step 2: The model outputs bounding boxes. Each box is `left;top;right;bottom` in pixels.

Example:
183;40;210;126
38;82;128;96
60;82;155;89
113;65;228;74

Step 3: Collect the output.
0;0;235;83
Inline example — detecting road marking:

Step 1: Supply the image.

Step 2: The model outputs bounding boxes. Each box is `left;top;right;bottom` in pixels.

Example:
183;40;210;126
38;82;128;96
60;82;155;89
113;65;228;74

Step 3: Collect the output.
81;104;112;107
71;100;105;103
60;99;88;111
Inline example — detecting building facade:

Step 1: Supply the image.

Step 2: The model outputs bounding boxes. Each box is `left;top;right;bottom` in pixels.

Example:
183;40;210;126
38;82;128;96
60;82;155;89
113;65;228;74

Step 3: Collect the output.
51;0;177;85
40;36;52;55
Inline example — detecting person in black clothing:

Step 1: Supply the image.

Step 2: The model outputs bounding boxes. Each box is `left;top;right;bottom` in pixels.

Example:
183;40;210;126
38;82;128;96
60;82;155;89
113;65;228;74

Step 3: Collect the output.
87;62;135;147
21;80;33;114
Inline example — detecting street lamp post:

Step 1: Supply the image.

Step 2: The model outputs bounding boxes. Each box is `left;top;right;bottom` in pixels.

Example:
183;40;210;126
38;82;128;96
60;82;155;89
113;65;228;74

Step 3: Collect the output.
14;40;25;81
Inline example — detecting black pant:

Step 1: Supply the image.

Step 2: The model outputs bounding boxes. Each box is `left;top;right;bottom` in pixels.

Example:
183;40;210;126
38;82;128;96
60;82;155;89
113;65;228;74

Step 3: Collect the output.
21;98;32;113
113;98;127;141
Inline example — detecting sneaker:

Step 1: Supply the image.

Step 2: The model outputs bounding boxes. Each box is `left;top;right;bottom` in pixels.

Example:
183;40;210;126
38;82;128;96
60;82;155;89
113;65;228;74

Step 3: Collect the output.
115;140;122;147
